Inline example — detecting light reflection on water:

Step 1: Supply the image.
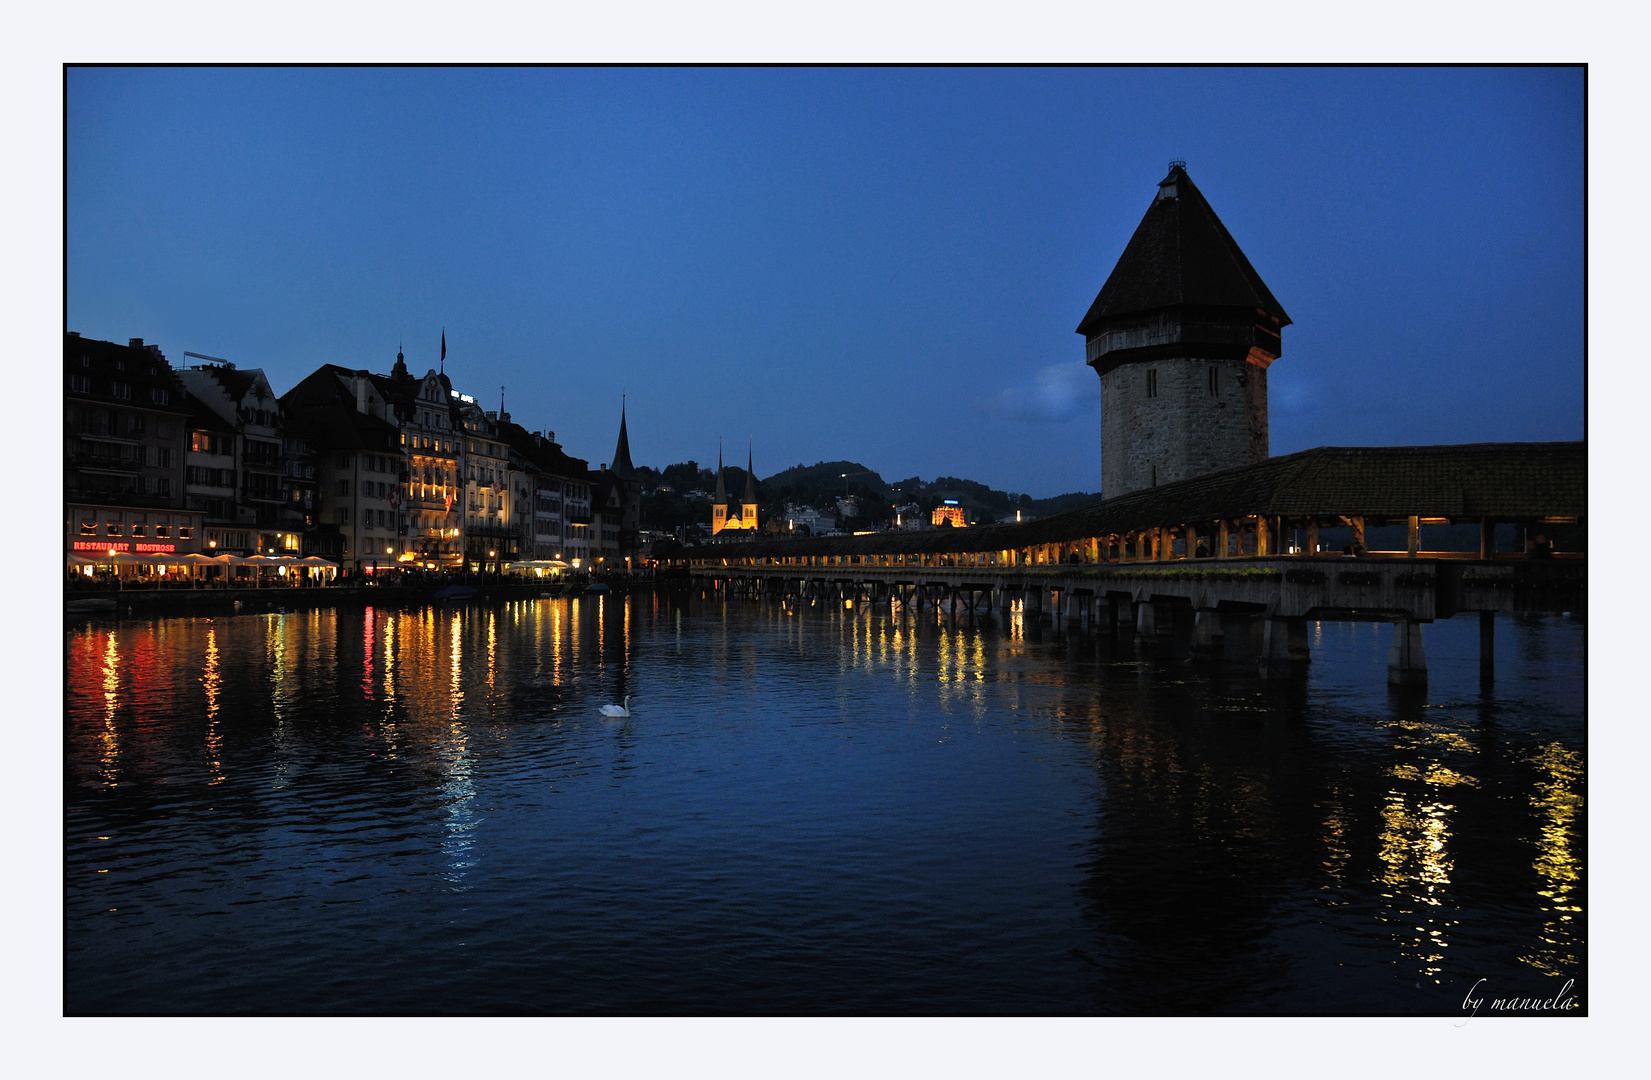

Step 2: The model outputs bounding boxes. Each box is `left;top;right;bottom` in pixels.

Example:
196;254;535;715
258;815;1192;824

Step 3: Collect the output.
65;598;1584;1014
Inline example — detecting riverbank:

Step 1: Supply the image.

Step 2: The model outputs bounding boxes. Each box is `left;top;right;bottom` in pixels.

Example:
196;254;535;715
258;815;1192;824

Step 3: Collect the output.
65;579;656;616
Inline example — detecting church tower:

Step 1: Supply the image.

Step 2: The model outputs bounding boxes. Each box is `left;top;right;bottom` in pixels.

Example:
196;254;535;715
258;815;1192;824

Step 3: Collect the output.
711;441;729;534
711;440;760;535
1079;163;1290;499
740;443;760;528
611;398;640;547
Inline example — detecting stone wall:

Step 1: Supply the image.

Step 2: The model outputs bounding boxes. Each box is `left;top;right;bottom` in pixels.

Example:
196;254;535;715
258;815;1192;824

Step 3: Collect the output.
1099;356;1269;498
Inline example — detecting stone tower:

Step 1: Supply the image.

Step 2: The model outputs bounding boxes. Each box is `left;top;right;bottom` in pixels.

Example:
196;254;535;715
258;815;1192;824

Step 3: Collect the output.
1078;163;1290;499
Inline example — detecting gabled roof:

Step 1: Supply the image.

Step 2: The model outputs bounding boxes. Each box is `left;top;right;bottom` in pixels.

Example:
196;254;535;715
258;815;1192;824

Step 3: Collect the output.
1077;165;1290;336
280;367;402;452
180;390;235;433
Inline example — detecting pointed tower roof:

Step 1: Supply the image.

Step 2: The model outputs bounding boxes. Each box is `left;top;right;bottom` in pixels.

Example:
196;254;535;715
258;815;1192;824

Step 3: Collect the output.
742;443;759;505
1077;164;1290;336
612;398;635;480
713;441;728;505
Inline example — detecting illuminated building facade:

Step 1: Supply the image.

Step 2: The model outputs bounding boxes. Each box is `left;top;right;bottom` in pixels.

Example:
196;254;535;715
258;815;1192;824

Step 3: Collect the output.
458;398;520;571
1079;163;1290;499
711;444;760;536
930;502;972;528
64;333;202;556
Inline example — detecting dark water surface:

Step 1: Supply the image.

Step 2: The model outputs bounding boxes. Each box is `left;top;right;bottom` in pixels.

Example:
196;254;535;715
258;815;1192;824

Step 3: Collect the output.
65;594;1585;1014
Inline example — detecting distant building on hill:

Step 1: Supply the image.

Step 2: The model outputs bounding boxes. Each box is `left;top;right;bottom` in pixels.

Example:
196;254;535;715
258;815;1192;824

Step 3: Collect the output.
711;443;761;537
930;501;973;528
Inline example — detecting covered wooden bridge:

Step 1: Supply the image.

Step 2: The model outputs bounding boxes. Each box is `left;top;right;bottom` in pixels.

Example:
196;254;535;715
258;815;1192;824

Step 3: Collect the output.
680;441;1585;685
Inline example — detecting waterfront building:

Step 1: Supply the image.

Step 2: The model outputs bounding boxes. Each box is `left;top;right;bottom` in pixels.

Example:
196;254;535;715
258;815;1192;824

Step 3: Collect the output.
281;364;410;574
457;398;519;572
710;444;761;536
1079;162;1290;498
379;351;464;569
179;390;243;552
495;422;594;567
175;357;302;555
64;333;202;557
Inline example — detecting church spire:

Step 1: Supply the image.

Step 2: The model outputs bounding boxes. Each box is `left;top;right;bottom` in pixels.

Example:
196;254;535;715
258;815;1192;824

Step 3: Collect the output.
742;440;759;505
611;396;635;479
713;438;728;505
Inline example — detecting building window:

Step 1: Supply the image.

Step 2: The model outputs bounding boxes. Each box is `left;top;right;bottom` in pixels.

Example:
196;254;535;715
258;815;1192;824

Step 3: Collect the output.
337;479;351;496
1208;366;1219;396
178;525;193;539
69;374;91;393
1146;370;1158;398
156;524;171;538
363;508;373;526
157;448;173;468
111;381;132;399
106;522;122;537
150;387;171;404
79;517;97;535
131;523;147;538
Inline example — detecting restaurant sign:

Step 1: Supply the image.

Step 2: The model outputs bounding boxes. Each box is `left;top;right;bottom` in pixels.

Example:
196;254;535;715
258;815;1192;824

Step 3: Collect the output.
72;541;177;553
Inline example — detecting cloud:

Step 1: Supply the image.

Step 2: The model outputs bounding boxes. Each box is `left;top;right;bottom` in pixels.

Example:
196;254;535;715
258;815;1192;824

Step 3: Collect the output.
975;362;1096;423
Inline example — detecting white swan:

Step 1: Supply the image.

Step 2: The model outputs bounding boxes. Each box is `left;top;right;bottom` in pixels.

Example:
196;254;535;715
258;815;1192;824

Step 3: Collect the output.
600;696;632;718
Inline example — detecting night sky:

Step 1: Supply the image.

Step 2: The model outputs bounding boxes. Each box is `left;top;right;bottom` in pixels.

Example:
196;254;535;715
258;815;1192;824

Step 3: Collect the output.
67;66;1583;495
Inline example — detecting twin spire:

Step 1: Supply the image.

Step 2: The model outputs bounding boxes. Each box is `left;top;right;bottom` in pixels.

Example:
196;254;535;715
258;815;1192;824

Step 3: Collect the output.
713;437;758;507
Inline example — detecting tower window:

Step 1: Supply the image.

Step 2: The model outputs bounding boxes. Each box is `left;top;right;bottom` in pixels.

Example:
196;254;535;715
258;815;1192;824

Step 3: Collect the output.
1146;370;1158;398
1208;366;1220;395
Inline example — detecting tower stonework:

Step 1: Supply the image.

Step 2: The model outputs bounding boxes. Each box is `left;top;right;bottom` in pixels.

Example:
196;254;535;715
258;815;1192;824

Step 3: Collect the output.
1079;164;1290;499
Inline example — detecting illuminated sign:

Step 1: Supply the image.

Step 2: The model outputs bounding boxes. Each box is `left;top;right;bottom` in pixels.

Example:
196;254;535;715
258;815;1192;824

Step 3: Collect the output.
70;541;176;553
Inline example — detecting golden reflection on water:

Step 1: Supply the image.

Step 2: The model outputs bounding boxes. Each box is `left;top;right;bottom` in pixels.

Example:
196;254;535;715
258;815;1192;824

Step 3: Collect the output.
362;607;375;699
99;632;120;786
1522;740;1584;974
203;625;223;785
1374;713;1481;983
441;609;478;884
383;612;397;704
486;609;497;693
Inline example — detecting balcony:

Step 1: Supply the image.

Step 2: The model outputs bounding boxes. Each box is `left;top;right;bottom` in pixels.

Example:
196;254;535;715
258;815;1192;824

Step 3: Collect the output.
69;452;142;473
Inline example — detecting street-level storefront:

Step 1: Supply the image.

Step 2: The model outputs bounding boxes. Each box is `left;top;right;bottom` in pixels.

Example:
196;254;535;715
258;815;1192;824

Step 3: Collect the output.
69;503;205;559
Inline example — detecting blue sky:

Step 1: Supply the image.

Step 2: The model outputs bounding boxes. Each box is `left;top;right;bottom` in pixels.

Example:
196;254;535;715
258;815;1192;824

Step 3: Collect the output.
67;66;1583;496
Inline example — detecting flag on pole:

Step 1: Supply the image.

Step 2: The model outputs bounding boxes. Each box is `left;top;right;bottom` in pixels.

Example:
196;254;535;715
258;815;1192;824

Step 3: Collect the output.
440;330;446;367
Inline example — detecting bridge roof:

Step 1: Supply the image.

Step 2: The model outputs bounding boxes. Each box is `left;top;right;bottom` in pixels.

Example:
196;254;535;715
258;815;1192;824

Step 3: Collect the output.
1077;164;1290;336
692;442;1584;560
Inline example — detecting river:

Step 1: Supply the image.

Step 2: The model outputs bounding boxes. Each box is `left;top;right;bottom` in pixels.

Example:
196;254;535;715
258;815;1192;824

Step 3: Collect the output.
64;593;1585;1014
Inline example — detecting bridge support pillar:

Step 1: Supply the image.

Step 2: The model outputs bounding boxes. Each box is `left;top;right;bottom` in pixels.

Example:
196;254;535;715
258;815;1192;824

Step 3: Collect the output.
1135;599;1157;637
1388;617;1428;687
1192;609;1222;653
1260;616;1311;679
1479;611;1495;681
